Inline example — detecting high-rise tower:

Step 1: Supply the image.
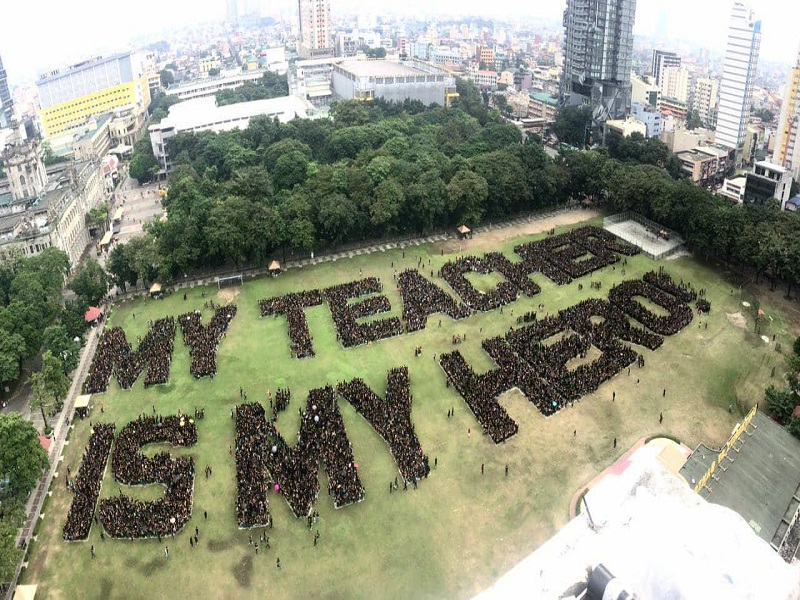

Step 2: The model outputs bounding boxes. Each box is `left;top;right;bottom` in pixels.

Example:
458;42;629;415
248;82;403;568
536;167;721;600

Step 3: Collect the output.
0;52;13;127
560;0;637;122
298;0;333;59
773;46;800;182
715;3;761;152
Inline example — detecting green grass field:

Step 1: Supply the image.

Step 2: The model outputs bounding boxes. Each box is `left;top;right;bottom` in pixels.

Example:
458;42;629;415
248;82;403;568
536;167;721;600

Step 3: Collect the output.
22;217;796;599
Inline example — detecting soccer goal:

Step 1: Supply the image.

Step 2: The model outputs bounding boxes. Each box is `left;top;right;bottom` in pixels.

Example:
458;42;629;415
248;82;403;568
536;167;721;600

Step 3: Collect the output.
217;274;243;289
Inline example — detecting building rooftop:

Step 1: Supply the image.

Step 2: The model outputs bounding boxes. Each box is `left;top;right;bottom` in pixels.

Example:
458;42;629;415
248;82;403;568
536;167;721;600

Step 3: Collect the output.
755;160;788;174
149;95;312;133
338;60;430;78
529;91;558;105
680;411;800;548
479;440;800;599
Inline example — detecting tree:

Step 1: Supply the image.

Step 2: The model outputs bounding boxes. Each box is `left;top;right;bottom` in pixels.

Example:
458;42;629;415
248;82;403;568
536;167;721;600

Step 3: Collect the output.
552;106;592;148
765;385;796;424
753;107;774;122
159;69;174;87
106;243;139;292
272;151;310;191
446;170;489;226
42;325;79;375
129;137;159;184
30;351;70;431
686;110;703;130
60;300;88;343
68;258;110;306
206;196;256;269
0;329;26;388
0;413;48;498
86;202;109;234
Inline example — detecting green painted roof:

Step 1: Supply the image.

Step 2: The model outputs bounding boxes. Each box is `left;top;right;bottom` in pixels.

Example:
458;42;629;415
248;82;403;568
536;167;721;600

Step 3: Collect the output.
529;91;558;106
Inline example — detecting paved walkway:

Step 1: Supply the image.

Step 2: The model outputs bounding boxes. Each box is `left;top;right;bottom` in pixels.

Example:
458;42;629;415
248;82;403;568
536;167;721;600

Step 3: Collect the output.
7;308;105;598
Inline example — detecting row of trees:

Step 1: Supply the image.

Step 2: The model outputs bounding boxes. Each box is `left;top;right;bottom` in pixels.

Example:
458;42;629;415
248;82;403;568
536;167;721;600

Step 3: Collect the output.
0;249;84;393
215;71;289;106
114;83;565;282
765;336;800;440
120;81;800;299
0;413;49;580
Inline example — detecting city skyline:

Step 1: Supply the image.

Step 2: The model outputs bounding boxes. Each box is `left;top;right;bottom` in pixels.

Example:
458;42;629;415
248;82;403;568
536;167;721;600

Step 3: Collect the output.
0;0;799;84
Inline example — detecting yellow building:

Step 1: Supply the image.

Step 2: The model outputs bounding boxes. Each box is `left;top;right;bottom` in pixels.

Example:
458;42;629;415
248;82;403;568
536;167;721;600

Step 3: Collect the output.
37;52;151;138
477;45;495;67
773;48;800;181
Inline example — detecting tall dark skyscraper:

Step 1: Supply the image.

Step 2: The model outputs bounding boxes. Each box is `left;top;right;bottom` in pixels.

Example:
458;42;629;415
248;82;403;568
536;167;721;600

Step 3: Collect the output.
560;0;637;122
0;52;13;127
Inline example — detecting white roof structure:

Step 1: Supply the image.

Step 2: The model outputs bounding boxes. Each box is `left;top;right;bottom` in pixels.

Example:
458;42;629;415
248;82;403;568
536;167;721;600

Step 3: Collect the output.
476;442;800;600
149;95;313;137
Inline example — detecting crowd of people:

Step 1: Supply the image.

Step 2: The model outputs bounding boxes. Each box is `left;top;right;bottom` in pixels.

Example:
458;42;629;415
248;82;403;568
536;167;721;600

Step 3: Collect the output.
608;279;694;336
63;424;116;541
440;256;521;312
84;318;176;394
439;271;699;442
397;269;470;332
235;386;365;521
513;226;640;286
323;278;404;348
696;299;711;314
178;305;238;378
337;367;430;483
99;415;197;539
235;403;272;529
560;298;664;352
439;348;519;442
643;268;697;303
260;290;323;358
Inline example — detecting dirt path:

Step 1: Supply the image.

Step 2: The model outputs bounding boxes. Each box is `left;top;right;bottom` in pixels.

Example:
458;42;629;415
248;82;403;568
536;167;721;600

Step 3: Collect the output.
436;209;601;254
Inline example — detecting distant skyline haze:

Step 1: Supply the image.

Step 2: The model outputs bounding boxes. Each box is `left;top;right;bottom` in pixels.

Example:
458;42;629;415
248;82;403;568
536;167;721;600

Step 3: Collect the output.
0;0;798;83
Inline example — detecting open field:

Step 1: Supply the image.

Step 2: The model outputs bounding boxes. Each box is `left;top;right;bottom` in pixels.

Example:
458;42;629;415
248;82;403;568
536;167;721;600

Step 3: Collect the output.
22;216;796;599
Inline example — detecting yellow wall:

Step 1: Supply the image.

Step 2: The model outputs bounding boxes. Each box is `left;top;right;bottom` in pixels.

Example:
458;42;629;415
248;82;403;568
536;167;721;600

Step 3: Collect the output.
39;75;151;138
776;68;800;165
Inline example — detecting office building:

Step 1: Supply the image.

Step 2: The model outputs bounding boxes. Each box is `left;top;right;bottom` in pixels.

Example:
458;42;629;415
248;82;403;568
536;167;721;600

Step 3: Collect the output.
148;95;313;173
652;50;681;88
528;92;559;123
560;0;637;121
293;57;343;105
716;3;761;151
631;74;660;107
477;45;495;67
36;52;151;138
660;66;690;103
165;69;269;101
692;78;719;128
605;116;647;138
743;160;793;208
298;0;334;59
331;59;456;106
773;46;800;181
631;102;663;138
0;53;12;127
675;147;729;187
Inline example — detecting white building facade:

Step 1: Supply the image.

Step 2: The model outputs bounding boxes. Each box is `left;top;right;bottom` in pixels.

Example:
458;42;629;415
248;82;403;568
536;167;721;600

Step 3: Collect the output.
715;3;761;152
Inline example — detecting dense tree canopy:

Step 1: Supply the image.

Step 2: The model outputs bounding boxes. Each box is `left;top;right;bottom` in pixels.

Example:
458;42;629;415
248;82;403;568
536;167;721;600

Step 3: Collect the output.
119;83;800;302
0;249;70;388
216;71;289;106
0;412;48;498
68;258;110;307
